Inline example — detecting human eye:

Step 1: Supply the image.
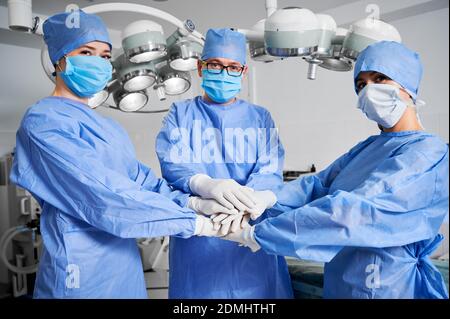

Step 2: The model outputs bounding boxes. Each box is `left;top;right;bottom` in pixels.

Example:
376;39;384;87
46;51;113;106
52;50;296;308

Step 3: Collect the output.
229;65;242;72
209;63;223;70
80;49;93;56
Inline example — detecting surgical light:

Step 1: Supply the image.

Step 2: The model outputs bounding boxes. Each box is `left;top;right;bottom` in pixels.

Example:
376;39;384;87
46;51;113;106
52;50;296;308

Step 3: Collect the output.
318;28;353;72
156;64;191;95
121;20;167;63
249;19;282;63
304;14;337;80
113;88;148;112
264;7;320;57
342;18;402;60
167;38;203;71
114;54;157;92
88;89;109;109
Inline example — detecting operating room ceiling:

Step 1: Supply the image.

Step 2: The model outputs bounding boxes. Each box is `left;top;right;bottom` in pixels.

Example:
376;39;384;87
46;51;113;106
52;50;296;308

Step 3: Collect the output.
0;0;362;33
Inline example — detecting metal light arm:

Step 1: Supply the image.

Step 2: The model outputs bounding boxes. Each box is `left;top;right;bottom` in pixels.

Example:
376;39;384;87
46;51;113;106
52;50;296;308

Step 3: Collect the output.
234;29;264;42
82;2;204;43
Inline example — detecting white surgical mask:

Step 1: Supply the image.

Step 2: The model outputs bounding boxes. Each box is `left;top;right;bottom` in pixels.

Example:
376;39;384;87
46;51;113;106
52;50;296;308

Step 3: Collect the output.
357;83;408;129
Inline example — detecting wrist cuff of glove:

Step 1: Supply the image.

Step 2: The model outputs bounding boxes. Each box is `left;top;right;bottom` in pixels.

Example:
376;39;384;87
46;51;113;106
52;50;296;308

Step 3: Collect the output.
194;214;206;235
265;191;277;208
245;226;261;252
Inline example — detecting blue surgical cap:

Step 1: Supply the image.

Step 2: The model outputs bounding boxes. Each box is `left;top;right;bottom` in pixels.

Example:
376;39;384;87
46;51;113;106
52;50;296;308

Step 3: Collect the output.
43;10;112;64
354;41;423;101
201;28;247;65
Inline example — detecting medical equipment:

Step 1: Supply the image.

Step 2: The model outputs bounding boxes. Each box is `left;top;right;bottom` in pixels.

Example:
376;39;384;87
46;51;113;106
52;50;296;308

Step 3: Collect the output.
0;153;42;298
317;28;353;72
7;0;204;113
342;18;402;60
236;0;402;80
248;19;283;63
303;14;337;80
8;0;403;110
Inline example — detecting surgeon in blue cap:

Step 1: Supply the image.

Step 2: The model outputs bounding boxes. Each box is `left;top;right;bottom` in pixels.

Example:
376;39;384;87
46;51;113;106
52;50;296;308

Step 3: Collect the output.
10;10;227;299
156;28;293;298
220;41;449;299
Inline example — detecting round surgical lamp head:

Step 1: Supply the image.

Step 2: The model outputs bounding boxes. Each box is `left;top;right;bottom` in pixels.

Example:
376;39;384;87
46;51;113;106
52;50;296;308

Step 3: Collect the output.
113;53;157;92
157;64;191;95
264;7;320;57
249;19;282;63
342;19;401;60
121;20;167;63
88;89;109;109
113;88;148;112
318;27;353;72
314;14;337;56
303;14;337;80
168;38;203;71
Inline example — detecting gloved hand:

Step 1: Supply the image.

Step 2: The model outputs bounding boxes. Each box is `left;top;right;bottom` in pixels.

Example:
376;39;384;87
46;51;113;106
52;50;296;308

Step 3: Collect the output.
211;212;250;236
189;174;257;211
194;214;224;237
222;225;261;252
188;197;238;216
245;190;277;220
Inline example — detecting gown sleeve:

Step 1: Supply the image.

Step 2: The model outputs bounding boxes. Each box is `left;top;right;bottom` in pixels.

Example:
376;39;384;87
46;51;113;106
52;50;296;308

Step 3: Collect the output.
10;114;196;239
255;143;449;262
155;104;207;193
245;111;285;191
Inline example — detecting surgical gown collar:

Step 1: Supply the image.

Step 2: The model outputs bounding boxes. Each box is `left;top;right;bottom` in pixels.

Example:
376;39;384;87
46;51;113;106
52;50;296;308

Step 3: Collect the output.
380;130;425;137
198;96;245;110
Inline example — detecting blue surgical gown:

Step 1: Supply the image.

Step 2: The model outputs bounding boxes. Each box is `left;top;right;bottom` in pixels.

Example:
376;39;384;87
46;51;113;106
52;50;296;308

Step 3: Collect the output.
255;130;449;299
156;96;293;298
10;96;196;299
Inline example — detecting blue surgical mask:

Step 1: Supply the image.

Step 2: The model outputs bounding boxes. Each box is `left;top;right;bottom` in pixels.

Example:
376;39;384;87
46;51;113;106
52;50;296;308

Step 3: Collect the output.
357;83;408;129
201;69;242;104
58;55;112;98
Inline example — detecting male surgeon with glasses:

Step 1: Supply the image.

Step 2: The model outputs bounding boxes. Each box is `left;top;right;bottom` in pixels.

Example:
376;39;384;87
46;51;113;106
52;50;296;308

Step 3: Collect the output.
156;28;293;298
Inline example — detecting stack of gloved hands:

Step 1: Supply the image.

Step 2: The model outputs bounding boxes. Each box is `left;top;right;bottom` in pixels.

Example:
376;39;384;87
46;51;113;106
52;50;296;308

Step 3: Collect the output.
187;174;277;252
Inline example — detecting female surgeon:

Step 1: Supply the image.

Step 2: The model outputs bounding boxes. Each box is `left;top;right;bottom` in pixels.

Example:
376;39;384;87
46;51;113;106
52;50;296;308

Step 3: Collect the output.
10;10;225;298
222;41;449;299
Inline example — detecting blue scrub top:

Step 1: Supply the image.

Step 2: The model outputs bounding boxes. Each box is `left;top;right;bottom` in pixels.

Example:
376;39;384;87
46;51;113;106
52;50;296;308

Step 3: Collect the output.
156;96;293;298
10;96;196;298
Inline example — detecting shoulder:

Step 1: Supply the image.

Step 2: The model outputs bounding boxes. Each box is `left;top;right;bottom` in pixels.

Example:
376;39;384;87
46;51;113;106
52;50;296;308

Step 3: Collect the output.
239;100;275;122
20;98;78;134
347;135;379;156
170;97;198;113
404;133;449;163
161;98;198;126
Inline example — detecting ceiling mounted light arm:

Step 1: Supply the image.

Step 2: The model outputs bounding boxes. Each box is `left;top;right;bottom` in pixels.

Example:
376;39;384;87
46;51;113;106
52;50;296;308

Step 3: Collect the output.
233;29;264;42
82;2;205;43
265;0;278;18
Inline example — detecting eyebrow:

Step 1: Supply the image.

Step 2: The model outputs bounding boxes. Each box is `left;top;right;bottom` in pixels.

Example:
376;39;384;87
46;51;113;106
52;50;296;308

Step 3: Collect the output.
80;45;111;54
356;71;380;83
208;59;241;66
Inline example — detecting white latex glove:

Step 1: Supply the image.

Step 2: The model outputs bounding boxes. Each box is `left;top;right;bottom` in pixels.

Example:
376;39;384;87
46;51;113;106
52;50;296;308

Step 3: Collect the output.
188;197;238;216
194;214;224;237
189;174;257;211
222;225;261;252
211;212;250;236
245;190;277;220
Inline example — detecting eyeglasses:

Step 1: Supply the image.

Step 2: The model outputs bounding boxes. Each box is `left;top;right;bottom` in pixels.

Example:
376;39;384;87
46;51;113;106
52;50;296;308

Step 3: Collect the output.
201;61;245;77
